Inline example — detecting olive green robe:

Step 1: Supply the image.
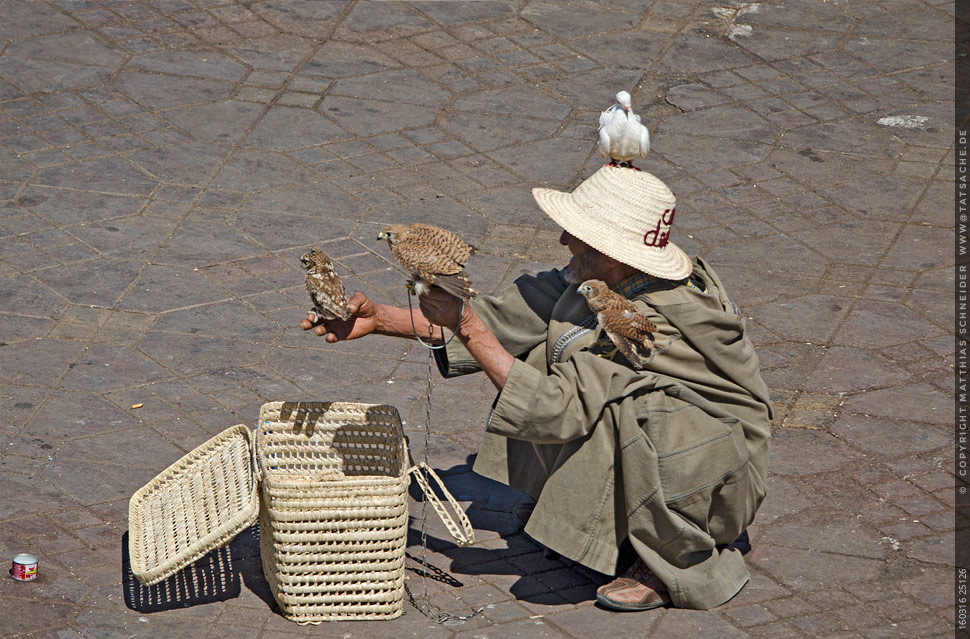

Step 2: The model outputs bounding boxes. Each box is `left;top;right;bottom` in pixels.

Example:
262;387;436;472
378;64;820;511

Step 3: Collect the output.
435;257;772;609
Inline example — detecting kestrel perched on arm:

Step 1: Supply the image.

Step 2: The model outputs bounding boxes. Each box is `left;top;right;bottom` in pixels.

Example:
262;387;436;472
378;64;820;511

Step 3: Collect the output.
578;279;657;369
301;248;351;323
377;223;479;299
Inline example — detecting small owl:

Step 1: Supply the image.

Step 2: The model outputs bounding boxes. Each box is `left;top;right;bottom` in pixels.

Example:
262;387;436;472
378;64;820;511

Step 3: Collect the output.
301;248;351;323
377;223;478;298
578;279;657;368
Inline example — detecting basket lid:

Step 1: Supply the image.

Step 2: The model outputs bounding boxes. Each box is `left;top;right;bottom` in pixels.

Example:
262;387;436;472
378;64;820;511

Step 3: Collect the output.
128;424;258;586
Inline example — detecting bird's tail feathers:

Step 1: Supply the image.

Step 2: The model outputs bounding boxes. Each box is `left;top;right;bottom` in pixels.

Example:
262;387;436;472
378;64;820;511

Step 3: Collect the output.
434;272;479;299
606;331;648;369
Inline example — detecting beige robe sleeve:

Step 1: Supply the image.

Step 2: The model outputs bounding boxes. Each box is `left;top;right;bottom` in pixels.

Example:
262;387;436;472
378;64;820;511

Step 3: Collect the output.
485;353;656;444
434;268;569;377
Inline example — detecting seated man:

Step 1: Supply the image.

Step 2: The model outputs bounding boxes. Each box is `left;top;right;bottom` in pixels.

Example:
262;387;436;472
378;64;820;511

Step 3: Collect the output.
301;165;772;611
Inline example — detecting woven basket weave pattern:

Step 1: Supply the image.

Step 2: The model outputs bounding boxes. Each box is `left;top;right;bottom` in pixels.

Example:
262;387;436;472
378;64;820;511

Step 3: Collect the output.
256;401;410;623
128;425;258;587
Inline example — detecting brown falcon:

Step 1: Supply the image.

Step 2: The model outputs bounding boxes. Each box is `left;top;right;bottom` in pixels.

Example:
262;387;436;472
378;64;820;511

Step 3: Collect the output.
577;279;657;368
377;223;478;298
301;247;351;323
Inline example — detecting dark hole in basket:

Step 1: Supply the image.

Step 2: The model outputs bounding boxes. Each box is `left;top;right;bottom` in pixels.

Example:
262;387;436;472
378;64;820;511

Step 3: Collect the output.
122;525;274;613
261;404;405;478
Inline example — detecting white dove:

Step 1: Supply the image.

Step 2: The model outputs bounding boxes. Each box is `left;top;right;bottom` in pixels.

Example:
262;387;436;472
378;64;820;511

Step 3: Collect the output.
598;90;650;168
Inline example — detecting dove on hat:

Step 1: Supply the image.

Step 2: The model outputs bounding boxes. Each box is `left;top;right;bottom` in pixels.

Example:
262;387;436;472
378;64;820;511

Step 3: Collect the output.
598;90;650;168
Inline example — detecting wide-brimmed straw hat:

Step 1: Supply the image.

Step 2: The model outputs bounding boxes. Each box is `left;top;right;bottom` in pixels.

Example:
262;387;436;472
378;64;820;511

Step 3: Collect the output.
532;165;692;280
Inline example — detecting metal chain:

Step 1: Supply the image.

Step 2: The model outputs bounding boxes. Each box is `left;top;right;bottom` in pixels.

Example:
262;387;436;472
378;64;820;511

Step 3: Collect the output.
403;290;484;624
403;551;462;586
404;281;464;351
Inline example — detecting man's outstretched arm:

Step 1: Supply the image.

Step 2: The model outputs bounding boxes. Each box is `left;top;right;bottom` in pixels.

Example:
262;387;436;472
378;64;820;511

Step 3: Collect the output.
300;288;515;390
300;291;446;344
418;288;514;391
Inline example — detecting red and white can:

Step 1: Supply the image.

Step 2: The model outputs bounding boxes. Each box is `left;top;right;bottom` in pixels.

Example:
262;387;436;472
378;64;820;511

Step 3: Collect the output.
11;554;37;581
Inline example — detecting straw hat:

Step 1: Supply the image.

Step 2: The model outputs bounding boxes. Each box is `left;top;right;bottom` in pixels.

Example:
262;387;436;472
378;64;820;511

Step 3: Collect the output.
532;165;691;280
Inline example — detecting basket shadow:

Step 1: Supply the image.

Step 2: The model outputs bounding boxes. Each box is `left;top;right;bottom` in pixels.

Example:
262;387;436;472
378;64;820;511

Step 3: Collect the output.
405;456;525;551
122;526;277;613
271;401;409;478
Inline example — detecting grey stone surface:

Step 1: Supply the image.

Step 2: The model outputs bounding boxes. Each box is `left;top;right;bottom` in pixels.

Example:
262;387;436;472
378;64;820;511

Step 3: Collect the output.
5;31;124;68
127;49;248;82
32;157;157;195
441;110;562;152
161;100;266;145
0;0;77;39
129;143;232;186
114;70;237;110
0;1;956;637
33;258;144;308
242;106;350;150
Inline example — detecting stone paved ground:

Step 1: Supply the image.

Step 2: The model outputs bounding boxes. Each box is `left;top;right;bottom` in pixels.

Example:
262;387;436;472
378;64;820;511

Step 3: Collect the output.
0;0;958;637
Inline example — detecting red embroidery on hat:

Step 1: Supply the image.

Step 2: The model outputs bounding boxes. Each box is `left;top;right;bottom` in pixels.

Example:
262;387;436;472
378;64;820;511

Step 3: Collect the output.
604;161;641;171
643;207;675;248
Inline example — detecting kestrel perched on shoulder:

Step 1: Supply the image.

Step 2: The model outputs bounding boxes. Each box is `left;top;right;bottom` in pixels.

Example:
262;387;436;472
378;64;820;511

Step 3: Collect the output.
377;223;479;299
301;248;351;323
578;279;657;369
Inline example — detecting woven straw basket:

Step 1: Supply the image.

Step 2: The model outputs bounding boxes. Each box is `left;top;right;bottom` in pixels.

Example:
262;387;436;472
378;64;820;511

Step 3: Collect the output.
129;401;474;624
128;424;258;588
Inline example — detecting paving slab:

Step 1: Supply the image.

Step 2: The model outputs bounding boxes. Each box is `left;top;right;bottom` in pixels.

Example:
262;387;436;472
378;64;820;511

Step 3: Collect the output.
0;0;957;637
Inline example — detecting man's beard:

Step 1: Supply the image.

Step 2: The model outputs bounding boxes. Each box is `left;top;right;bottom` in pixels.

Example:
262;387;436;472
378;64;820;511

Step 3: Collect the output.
563;252;601;284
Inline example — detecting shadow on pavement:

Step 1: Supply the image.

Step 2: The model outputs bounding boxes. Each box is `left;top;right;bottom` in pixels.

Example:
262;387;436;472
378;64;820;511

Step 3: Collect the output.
406;455;754;608
122;454;605;614
121;526;276;614
404;455;605;606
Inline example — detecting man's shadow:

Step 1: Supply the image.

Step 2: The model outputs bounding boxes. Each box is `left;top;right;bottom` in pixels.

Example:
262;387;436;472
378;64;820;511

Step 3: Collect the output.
406;454;752;607
404;454;609;606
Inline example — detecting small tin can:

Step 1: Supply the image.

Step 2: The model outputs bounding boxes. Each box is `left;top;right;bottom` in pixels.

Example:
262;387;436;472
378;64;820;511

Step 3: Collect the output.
11;554;38;581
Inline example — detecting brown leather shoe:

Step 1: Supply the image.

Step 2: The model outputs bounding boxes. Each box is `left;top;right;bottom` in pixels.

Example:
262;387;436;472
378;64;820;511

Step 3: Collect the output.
596;560;671;611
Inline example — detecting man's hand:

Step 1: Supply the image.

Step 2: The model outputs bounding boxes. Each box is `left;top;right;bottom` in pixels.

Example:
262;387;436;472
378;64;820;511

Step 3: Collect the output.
417;287;465;330
419;287;512;391
300;292;379;343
